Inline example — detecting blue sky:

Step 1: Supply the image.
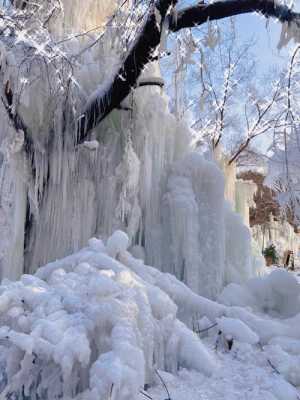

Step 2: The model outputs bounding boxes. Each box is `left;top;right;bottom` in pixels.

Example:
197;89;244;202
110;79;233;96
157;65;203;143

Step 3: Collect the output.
223;0;300;74
235;13;287;75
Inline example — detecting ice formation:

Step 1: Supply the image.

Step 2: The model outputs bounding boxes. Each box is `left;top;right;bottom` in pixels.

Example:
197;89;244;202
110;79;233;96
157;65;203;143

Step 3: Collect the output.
0;232;219;400
0;0;259;300
0;231;299;399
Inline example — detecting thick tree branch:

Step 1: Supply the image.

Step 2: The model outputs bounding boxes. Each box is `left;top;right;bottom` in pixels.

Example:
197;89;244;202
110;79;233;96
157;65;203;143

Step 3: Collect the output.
78;0;300;144
169;0;299;32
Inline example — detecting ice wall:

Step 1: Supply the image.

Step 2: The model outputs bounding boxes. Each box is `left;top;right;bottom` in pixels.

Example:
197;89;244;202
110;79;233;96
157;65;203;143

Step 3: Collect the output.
25;84;188;274
224;205;253;284
216;149;263;276
235;179;257;228
161;153;226;298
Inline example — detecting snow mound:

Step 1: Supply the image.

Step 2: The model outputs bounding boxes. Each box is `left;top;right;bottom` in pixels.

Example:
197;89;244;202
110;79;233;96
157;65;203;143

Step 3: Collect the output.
0;232;218;400
217;316;259;345
106;230;130;258
219;269;300;318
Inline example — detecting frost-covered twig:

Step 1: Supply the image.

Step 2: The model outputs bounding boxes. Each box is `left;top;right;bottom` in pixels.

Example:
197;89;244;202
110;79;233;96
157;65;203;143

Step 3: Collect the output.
228;80;281;164
195;322;218;334
257;342;281;375
155;370;171;400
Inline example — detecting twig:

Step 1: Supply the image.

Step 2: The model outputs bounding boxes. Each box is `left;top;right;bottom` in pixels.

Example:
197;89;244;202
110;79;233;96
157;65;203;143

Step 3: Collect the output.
109;384;114;400
258;343;280;375
195;322;218;334
155;370;171;400
140;390;154;400
267;359;280;375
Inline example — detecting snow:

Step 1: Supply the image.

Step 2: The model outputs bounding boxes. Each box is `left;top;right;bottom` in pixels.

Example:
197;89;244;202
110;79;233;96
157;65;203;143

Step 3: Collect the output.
265;344;300;386
219;268;300;318
106;230;130;258
149;349;300;400
216;316;259;345
269;336;300;355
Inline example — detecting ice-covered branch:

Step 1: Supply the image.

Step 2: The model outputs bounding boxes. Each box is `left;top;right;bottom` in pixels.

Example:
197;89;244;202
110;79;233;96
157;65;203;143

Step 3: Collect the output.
79;0;300;143
169;0;300;32
228;81;281;165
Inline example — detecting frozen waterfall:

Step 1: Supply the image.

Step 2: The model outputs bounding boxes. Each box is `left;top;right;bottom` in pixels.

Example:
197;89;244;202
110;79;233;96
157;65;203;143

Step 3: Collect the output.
0;0;257;298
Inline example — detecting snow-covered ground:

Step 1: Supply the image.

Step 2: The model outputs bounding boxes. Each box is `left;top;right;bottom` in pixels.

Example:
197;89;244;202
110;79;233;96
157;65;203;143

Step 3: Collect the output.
149;342;299;400
294;270;300;284
0;231;299;400
150;267;300;400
